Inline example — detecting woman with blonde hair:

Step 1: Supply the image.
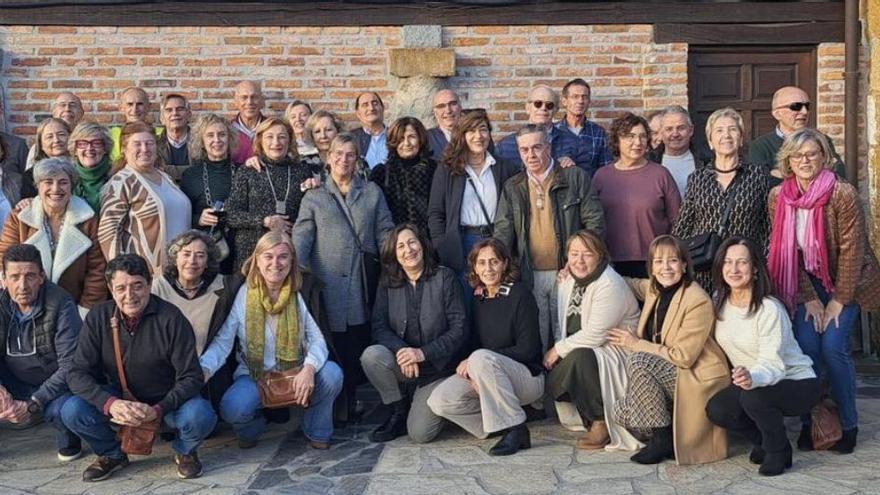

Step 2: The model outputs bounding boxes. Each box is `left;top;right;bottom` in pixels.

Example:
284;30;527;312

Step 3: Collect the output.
200;231;343;450
67;122;113;213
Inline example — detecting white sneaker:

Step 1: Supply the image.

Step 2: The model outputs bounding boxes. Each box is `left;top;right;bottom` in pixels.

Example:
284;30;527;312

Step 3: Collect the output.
57;447;82;462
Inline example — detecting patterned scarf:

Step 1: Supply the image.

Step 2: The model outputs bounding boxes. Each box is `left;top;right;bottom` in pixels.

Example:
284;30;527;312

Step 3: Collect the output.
565;259;608;336
245;278;301;379
372;156;435;229
768;169;836;312
74;155;110;213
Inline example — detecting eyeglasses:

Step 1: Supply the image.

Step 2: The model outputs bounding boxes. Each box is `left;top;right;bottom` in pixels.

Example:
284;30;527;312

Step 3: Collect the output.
530;100;556;111
790;150;822;162
775;101;810;112
433;101;460;110
75;139;105;150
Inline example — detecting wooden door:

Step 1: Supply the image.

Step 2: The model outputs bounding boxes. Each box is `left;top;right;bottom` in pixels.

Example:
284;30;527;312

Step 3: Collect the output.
687;47;817;153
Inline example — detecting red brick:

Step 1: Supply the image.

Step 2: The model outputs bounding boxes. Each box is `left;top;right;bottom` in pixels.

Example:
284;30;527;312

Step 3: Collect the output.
141;57;177;66
268;57;306;66
51;80;94;89
38;47;77;56
247;47;284;55
224;36;264;45
98;57;137;66
181;79;219;88
183;58;222;67
9;80;48;89
596;67;633;77
350;57;384;66
11;57;50;67
473;26;510;34
450;37;491;47
38;26;77;34
288;47;324;55
226;57;264;66
123;47;161;56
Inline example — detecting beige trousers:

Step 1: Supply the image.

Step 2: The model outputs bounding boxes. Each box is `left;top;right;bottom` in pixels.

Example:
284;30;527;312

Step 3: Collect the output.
427;349;545;438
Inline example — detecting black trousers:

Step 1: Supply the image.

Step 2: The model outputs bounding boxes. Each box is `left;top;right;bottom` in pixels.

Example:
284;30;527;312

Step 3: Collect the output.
331;323;371;418
547;348;604;423
706;378;821;453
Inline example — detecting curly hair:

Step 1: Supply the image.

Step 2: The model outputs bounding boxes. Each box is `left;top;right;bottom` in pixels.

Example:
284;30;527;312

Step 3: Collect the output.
163;230;222;282
465;238;519;289
608;112;650;159
188;113;239;162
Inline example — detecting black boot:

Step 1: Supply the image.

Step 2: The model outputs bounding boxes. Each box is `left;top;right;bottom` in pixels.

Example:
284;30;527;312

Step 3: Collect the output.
749;445;765;465
630;426;674;465
759;443;792;476
370;399;409;442
832;427;858;454
797;424;814;451
489;423;531;456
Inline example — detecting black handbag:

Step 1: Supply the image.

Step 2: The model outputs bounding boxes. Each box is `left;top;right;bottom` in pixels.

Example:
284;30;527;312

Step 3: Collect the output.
684;177;738;272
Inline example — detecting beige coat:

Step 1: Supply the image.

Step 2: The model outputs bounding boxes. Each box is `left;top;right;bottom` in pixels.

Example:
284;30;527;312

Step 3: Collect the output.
628;278;730;465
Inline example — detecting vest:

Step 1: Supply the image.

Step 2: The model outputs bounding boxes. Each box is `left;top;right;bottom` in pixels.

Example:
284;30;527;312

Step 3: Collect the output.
0;282;70;373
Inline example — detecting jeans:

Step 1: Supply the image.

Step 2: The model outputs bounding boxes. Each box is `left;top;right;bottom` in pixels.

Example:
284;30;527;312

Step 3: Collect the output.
0;371;78;451
219;362;343;443
61;388;217;459
793;275;860;430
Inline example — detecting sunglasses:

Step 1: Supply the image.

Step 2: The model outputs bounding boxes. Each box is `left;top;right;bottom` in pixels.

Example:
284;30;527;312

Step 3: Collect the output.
75;139;105;150
530;100;556;111
776;101;810;112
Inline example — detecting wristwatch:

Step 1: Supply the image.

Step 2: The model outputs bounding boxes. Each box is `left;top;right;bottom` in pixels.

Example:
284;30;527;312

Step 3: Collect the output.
26;399;42;414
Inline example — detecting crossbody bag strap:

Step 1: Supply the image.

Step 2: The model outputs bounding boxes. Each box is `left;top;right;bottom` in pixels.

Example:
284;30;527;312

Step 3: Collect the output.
465;175;493;227
717;173;741;238
110;313;135;401
329;192;367;254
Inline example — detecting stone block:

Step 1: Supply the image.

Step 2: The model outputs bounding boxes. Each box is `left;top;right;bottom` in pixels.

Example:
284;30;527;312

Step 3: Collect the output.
401;25;442;48
389;48;455;78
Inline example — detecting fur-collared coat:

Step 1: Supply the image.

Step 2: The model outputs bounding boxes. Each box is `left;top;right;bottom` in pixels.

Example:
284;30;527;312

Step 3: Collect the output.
0;195;107;310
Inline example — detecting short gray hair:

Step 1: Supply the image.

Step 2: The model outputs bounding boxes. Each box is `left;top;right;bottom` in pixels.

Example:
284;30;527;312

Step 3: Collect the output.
660;105;693;127
704;107;744;145
163;229;221;281
515;123;549;143
68;122;112;158
33;157;78;187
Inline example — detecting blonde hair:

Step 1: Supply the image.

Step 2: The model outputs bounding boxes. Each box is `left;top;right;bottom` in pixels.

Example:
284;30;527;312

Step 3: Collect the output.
34;118;71;161
241;231;302;292
188;113;239;162
704;107;744;148
303;110;344;148
252;117;298;160
774;128;835;178
68;121;112;158
112;121;162;174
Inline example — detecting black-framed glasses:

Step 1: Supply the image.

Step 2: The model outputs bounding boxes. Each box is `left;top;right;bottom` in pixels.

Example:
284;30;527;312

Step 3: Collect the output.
530;100;556;111
776;101;810;112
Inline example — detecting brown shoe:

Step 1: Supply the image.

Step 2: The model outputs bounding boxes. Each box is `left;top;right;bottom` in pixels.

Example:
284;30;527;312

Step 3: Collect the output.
309;439;331;450
174;452;204;479
576;420;610;450
82;455;130;482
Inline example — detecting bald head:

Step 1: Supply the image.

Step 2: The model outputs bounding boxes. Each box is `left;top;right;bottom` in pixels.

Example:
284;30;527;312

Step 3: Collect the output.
234;81;264;121
52;92;84;128
770;86;810;135
526;85;558;125
120;87;150;123
432;89;461;131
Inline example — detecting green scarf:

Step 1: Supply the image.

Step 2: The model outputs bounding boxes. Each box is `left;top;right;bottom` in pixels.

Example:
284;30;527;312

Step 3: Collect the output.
245;278;302;379
564;258;609;336
74;156;111;213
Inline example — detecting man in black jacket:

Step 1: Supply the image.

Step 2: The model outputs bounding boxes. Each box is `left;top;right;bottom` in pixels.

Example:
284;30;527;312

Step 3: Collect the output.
62;254;216;482
0;244;82;461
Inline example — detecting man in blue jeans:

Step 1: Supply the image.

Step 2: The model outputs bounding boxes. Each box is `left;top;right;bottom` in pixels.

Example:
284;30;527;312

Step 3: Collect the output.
0;244;82;461
63;254;216;482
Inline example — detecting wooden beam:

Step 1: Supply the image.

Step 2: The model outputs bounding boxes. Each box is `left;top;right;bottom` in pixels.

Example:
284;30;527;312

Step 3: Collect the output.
655;21;846;44
0;2;843;27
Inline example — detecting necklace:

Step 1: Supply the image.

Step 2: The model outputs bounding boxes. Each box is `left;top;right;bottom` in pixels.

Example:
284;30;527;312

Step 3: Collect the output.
174;278;204;299
42;214;64;255
713;163;740;174
264;160;292;215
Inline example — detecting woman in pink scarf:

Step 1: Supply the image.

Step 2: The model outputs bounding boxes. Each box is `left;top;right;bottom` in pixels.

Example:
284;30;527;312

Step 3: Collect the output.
767;129;880;455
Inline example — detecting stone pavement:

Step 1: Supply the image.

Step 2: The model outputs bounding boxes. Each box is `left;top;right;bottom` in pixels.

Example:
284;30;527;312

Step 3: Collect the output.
3;377;880;495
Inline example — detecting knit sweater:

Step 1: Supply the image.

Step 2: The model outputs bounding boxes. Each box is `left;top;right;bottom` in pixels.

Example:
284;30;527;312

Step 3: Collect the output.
472;283;543;376
715;297;815;388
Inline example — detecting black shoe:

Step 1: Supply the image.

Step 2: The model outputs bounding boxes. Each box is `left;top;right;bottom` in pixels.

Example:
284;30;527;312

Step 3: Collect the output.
749;445;765;465
82;455;130;482
759;443;792;476
489;424;531;456
521;404;547;423
174;452;204;479
58;437;83;462
797;425;814;451
238;437;258;450
832;427;858;454
370;400;409;443
630;426;674;465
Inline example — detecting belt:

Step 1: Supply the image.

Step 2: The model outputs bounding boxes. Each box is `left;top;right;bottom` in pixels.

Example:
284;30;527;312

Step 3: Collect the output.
460;225;492;236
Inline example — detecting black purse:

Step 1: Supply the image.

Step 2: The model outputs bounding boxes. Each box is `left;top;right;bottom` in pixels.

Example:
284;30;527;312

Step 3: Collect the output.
684;177;738;272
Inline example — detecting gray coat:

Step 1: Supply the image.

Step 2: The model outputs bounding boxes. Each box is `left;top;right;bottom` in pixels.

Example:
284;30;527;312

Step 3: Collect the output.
293;175;393;334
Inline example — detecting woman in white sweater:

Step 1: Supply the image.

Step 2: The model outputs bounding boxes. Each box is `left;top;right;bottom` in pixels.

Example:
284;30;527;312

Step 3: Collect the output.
545;230;643;451
705;236;819;477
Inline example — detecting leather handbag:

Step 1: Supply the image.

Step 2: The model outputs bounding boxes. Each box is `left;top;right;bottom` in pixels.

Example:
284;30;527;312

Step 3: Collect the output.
811;397;843;450
110;316;160;456
684;176;739;272
256;367;305;409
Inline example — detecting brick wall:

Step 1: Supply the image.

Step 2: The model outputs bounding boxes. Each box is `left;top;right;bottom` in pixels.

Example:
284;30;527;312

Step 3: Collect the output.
0;24;687;143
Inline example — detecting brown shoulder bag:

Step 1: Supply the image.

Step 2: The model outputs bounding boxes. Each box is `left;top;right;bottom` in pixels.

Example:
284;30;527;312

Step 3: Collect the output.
111;316;160;456
811;397;843;450
256;367;305;409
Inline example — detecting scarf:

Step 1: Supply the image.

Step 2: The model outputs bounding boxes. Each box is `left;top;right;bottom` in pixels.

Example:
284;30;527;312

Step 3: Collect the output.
564;258;609;336
374;156;435;230
245;278;302;379
646;279;683;344
768;169;836;312
75;156;111;213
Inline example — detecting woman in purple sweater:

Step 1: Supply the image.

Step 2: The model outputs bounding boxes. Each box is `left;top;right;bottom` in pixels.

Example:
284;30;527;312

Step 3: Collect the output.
591;113;681;277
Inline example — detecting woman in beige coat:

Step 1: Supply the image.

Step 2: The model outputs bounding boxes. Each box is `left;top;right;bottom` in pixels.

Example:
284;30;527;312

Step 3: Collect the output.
608;234;729;465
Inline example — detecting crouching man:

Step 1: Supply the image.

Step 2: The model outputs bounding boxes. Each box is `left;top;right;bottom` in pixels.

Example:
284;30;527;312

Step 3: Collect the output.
62;254;216;481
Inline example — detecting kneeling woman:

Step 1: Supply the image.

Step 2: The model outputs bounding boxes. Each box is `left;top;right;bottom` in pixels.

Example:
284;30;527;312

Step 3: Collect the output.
199;231;343;449
544;230;642;452
361;223;467;444
427;238;543;456
706;237;819;476
609;235;729;465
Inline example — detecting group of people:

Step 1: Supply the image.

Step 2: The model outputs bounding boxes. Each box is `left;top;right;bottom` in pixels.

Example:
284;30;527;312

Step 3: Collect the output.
0;76;875;482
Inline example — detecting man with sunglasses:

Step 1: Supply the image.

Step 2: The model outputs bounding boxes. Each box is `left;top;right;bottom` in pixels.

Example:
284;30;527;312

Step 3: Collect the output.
496;85;579;171
749;85;843;184
0;244;83;461
555;78;614;177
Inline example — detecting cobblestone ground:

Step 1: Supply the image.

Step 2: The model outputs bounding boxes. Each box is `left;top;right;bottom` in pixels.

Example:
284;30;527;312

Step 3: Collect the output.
3;377;880;495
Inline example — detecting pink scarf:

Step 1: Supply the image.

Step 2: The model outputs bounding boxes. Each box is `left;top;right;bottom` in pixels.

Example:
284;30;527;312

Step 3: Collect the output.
768;169;836;312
